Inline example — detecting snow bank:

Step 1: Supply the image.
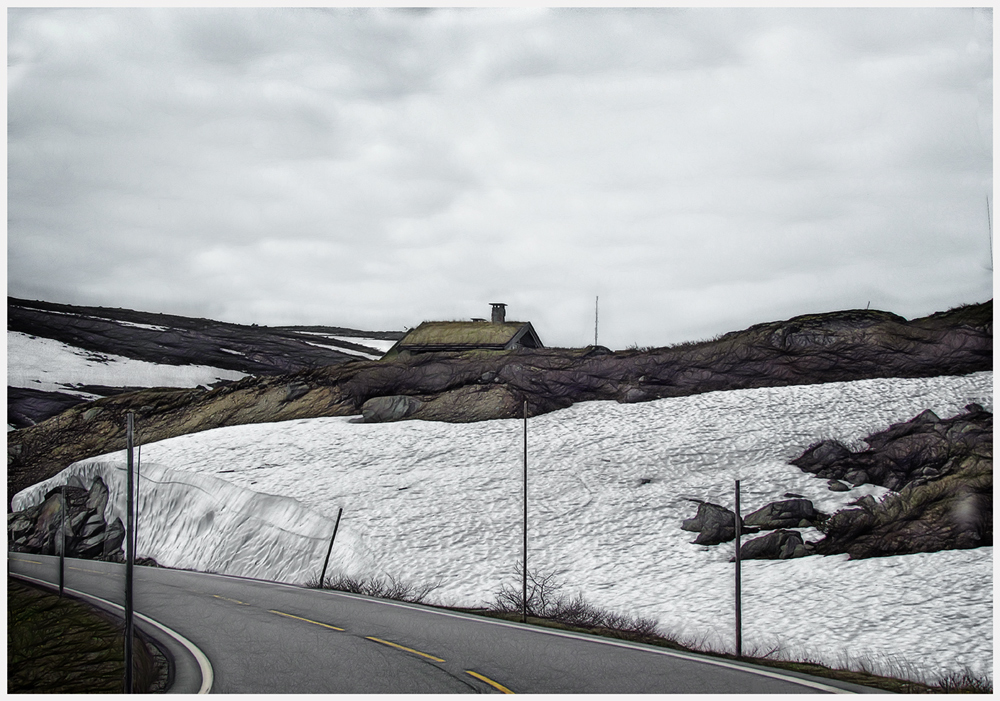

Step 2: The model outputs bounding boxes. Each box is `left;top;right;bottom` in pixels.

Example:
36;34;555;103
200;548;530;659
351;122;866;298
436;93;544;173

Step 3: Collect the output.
14;371;992;682
7;331;247;393
12;460;372;584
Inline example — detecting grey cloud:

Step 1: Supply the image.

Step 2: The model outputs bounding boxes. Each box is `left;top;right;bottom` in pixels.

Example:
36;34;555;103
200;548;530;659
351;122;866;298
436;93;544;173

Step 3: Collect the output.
7;8;991;348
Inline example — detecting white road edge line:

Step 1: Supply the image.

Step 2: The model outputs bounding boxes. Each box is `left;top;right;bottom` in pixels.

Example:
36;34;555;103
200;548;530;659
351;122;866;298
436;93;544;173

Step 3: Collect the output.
9;572;214;694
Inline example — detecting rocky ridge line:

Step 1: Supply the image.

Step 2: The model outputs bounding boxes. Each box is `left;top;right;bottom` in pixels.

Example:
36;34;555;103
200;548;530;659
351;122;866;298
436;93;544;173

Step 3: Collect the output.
8;300;991;504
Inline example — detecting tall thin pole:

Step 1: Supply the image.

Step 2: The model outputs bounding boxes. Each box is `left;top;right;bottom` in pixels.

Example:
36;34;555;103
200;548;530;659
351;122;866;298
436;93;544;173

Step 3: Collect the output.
124;412;135;693
59;485;65;597
734;479;742;659
134;442;141;565
319;507;344;587
522;400;528;624
594;296;599;346
988;195;993;265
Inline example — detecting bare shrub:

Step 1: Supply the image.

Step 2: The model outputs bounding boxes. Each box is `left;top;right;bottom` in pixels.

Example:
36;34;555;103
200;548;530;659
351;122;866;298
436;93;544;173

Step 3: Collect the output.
310;573;437;604
490;565;658;639
934;668;992;694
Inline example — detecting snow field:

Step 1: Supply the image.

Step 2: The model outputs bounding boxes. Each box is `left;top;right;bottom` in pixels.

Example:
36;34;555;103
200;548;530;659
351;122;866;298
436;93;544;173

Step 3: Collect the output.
7;331;247;394
13;460;368;584
14;371;992;682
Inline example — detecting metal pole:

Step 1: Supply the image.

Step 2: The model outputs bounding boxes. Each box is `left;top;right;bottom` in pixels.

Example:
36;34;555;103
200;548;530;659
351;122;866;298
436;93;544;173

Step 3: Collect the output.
522;400;528;623
734;479;742;659
59;485;65;597
594;296;599;346
134;443;141;563
125;412;135;693
319;507;344;587
988;195;993;263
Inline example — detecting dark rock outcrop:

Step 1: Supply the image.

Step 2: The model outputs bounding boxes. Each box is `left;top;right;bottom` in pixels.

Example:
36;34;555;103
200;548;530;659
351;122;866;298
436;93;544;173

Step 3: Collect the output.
8;300;992;504
8;477;125;559
792;404;992;491
793;406;992;559
682;501;757;545
7;387;91;430
739;529;810;560
743;499;826;529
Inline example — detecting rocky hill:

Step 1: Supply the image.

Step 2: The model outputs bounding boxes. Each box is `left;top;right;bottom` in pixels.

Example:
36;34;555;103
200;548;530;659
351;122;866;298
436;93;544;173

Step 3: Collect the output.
8;296;403;428
7;300;991;504
679;402;992;560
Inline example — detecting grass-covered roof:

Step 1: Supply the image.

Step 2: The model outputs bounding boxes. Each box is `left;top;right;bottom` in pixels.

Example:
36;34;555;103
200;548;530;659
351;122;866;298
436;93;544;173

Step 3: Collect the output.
399;321;529;348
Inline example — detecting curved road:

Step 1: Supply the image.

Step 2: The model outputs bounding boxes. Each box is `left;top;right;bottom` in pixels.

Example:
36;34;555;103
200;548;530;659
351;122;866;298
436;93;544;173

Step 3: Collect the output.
9;554;877;694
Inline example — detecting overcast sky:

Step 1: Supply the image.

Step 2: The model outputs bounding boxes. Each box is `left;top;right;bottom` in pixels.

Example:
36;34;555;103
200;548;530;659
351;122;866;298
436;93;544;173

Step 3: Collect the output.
7;8;993;349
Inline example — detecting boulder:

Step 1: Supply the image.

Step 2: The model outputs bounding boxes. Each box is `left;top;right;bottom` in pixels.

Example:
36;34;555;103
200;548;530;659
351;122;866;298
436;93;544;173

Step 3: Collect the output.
682;501;741;545
743;498;825;529
85;477;109;517
827;479;850;492
79;513;107;539
410;384;523;423
102;518;126;557
739;529;809;560
792;440;853;473
361;395;423;423
7;477;125;561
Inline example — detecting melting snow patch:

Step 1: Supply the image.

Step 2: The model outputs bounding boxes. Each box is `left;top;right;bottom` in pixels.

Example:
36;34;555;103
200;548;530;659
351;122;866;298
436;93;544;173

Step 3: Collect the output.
7;331;249;391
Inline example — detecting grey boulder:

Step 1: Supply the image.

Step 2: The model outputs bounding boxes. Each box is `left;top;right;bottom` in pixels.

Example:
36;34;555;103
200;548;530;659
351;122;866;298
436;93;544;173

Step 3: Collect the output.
743;498;825;529
739;529;810;560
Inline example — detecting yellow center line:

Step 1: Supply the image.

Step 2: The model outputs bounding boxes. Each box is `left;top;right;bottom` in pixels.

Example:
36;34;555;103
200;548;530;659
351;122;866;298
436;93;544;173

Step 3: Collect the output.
10;558;43;564
68;566;106;574
212;594;248;605
466;670;514;694
269;610;345;631
365;636;445;662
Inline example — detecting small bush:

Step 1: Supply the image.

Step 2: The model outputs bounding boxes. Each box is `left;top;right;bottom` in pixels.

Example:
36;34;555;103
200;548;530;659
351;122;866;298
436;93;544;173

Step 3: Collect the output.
490;565;658;639
934;668;992;694
310;573;437;605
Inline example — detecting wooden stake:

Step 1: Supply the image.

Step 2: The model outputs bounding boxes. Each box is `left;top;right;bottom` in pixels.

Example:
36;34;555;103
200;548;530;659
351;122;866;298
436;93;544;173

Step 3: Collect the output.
319;507;344;587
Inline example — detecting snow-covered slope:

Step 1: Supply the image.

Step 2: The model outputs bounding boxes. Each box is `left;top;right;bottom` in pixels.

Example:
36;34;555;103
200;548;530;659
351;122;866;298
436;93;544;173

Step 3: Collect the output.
14;371;992;683
7;331;248;397
7;297;405;427
12;460;366;582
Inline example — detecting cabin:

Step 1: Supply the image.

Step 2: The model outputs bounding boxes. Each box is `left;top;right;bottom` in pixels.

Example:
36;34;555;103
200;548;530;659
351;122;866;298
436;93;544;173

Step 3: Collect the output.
381;303;543;359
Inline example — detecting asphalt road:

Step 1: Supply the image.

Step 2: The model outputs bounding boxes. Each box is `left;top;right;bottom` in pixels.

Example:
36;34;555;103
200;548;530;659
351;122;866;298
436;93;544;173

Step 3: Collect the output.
9;554;877;694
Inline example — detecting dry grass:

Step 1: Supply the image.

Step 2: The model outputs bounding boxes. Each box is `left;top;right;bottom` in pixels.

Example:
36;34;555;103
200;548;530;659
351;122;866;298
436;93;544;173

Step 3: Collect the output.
7;577;165;693
476;566;992;694
309;572;438;604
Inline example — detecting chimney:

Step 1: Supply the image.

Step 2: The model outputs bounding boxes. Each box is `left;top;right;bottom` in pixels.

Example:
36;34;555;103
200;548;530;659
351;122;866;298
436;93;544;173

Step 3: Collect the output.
490;302;507;324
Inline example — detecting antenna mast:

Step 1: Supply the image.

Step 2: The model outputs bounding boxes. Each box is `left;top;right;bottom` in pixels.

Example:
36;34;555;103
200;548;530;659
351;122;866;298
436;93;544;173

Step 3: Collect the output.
988;195;993;267
594;296;599;346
